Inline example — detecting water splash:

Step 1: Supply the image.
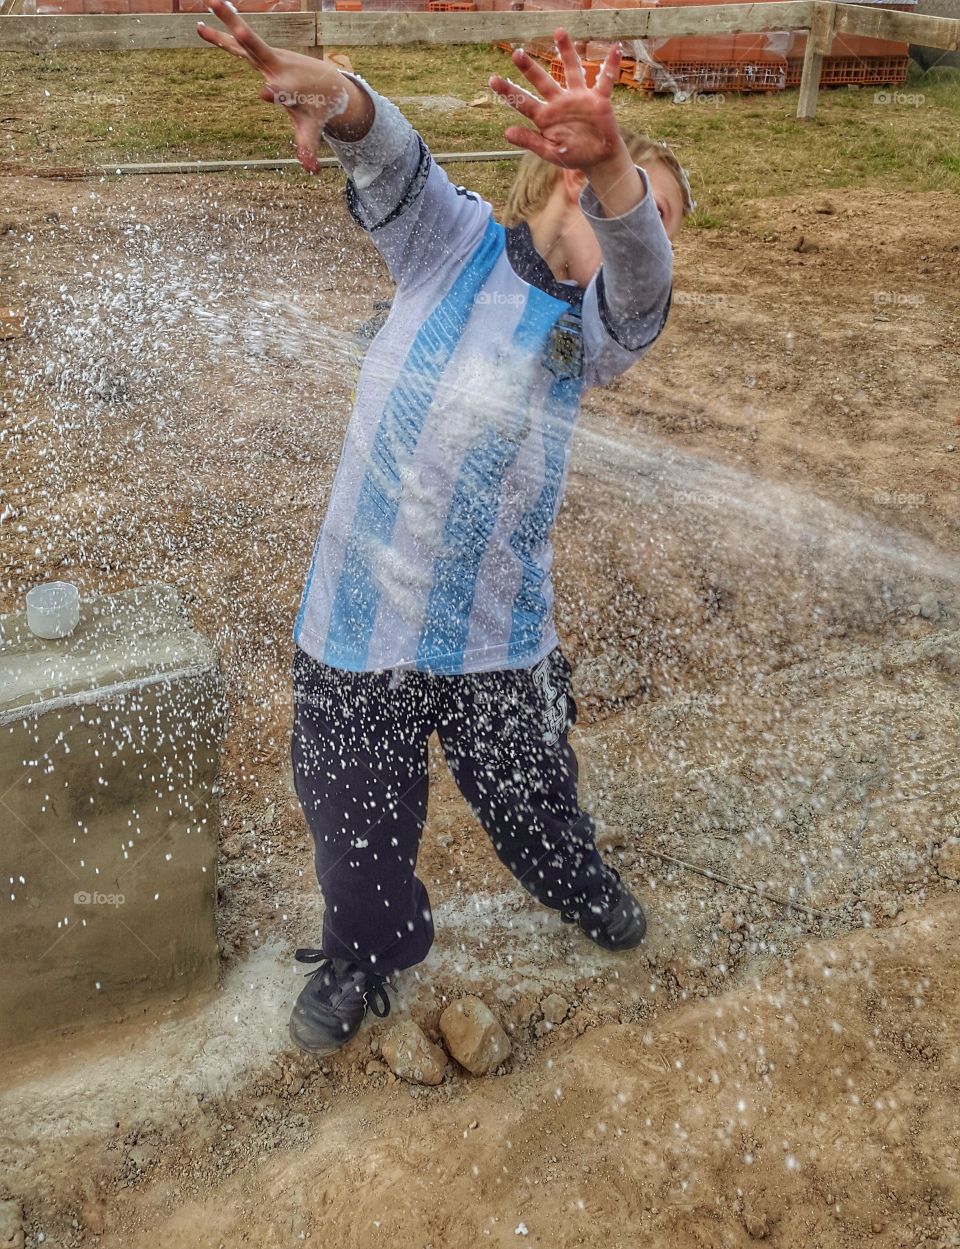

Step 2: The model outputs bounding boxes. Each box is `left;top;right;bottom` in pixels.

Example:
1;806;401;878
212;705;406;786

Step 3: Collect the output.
4;238;957;923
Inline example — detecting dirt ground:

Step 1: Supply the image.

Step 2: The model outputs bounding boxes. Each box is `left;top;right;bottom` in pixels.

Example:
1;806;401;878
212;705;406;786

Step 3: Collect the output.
1;169;959;1249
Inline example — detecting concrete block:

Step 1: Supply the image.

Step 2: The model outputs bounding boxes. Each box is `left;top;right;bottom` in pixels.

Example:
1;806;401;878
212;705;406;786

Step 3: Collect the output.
0;585;226;1051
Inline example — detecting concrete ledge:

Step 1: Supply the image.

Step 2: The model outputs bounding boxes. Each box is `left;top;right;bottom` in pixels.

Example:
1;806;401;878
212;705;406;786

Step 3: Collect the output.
0;585;226;1049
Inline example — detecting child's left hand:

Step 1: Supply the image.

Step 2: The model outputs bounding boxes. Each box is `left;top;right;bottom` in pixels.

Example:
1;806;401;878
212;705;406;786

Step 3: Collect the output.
489;30;627;175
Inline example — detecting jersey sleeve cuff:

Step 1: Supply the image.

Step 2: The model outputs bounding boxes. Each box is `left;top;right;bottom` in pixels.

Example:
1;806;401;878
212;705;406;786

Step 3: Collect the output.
322;72;412;190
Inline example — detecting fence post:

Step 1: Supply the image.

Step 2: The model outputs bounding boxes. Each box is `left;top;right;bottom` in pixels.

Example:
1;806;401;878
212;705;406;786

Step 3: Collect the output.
300;0;323;58
797;1;835;119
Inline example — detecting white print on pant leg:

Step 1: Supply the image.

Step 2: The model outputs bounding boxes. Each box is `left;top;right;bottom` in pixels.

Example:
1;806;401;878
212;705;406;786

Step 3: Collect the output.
531;655;567;746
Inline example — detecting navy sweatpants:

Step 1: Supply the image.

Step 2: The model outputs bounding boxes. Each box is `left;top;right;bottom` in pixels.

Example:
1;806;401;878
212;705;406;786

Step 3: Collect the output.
291;645;615;975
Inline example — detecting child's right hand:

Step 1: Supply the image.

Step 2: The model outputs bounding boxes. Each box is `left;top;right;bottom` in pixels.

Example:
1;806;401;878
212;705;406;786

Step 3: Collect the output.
197;0;374;172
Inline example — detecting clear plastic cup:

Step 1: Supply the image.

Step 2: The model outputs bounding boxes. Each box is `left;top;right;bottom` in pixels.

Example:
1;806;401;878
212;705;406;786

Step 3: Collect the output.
25;581;81;639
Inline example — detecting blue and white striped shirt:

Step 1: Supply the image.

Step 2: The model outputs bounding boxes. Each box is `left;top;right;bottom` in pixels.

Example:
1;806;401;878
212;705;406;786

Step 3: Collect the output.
295;76;674;675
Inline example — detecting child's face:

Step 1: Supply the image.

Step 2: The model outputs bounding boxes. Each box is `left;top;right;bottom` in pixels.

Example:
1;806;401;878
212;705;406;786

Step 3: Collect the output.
644;159;687;242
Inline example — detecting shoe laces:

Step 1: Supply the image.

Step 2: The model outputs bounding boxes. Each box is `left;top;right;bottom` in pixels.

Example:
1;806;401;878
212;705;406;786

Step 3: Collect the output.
294;948;393;1018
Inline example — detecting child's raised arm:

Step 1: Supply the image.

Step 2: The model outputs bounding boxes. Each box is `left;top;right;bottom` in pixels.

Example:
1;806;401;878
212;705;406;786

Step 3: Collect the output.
197;1;494;292
490;31;677;387
198;0;374;169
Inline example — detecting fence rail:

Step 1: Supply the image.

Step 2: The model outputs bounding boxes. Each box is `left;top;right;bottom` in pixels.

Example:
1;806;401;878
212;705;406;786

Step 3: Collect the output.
1;2;958;119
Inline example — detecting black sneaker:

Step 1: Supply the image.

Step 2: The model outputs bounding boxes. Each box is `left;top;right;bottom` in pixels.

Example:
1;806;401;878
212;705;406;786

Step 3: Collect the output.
560;868;647;951
288;949;393;1055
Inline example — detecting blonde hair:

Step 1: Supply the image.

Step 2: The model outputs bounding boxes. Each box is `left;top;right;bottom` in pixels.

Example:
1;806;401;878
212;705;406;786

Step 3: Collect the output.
501;129;694;227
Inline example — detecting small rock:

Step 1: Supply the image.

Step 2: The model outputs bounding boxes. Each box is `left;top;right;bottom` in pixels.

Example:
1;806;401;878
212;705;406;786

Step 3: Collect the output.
741;1193;779;1239
667;961;699;991
221;834;243;860
436;833;454;848
812;198;835;214
440;996;512;1076
510;992;540;1026
381;1020;448;1086
539;993;570;1025
937;839;960;882
469;93;492;108
262;802;277;828
570;1007;595;1036
917;591;941;621
0;1201;24;1249
365;1059;388;1077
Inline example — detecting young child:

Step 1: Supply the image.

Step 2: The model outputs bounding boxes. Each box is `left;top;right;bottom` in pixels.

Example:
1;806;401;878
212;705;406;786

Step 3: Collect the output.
199;1;692;1055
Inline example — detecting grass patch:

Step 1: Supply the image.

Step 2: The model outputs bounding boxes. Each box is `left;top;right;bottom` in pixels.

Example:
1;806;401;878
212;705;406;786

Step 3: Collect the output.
0;44;957;219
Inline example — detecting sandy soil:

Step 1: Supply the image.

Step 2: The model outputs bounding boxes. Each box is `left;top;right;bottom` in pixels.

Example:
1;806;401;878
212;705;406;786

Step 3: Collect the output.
1;170;959;1249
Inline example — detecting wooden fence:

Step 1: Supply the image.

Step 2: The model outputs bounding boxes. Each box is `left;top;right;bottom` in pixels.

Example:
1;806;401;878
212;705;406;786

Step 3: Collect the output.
0;2;958;117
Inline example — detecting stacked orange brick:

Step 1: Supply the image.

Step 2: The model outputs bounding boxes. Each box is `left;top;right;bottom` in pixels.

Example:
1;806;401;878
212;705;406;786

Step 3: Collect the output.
504;0;909;93
27;0;910;89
